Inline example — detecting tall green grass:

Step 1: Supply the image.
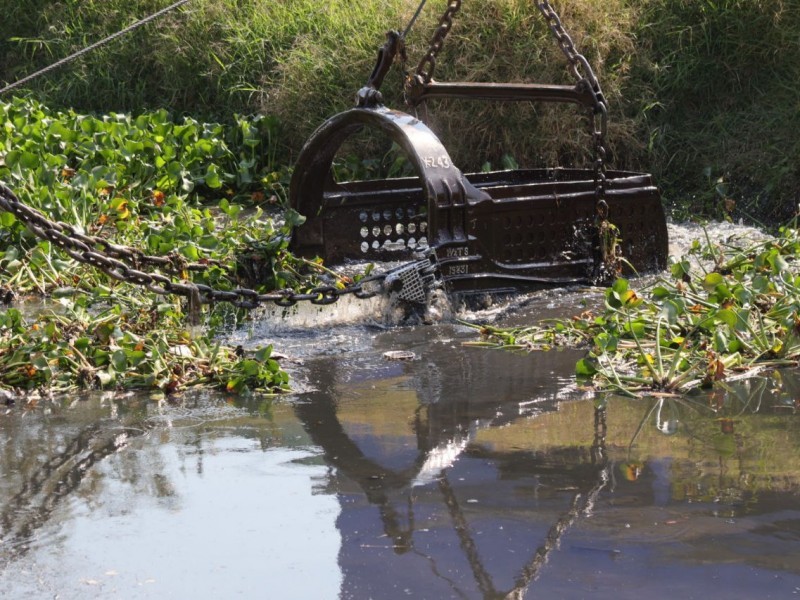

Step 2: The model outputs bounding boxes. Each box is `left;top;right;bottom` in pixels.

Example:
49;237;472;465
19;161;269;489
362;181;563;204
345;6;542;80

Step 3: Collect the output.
633;0;800;223
1;0;798;222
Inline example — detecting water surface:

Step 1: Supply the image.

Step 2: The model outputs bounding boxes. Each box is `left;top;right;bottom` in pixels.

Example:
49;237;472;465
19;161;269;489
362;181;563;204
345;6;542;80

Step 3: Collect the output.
1;222;799;599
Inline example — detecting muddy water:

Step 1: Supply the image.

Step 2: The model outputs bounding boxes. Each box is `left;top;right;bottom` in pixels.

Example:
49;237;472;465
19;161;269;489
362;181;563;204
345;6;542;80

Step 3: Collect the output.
1;222;799;599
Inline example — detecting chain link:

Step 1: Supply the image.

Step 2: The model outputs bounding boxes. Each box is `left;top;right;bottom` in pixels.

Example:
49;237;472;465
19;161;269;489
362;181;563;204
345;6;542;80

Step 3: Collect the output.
536;1;608;209
0;183;215;275
535;2;614;283
536;2;601;90
414;0;462;84
0;0;400;309
0;182;397;309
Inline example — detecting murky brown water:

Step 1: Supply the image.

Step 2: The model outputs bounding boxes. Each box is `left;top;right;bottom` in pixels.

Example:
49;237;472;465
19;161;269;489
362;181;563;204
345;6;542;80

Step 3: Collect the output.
1;223;799;599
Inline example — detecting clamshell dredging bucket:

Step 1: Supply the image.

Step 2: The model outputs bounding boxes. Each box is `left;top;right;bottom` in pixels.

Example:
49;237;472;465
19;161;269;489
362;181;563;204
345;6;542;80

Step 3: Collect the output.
289;105;668;296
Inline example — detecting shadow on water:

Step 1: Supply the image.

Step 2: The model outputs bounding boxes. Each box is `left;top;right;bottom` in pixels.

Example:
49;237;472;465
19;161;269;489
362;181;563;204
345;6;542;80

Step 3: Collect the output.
0;318;799;599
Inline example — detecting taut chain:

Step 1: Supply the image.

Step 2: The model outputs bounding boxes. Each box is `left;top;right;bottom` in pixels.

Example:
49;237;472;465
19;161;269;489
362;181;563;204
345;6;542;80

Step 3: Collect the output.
536;1;608;207
413;0;462;85
0;183;433;309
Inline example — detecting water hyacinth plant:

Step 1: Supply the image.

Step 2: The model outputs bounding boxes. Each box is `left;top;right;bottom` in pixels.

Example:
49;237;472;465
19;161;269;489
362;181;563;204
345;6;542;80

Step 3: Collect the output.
0;300;289;397
0;98;333;398
0;97;302;293
468;225;800;397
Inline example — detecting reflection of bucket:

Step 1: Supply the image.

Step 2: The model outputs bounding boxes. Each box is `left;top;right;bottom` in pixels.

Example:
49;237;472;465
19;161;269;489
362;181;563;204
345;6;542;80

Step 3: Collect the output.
296;352;610;595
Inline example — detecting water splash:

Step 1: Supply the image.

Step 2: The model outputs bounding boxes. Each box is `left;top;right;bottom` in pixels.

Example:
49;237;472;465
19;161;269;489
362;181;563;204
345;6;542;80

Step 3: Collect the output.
226;220;770;352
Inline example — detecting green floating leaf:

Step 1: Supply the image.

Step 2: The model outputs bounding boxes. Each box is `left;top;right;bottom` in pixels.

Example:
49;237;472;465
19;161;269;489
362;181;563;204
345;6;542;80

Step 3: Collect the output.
660;299;682;324
111;349;128;372
715;308;739;328
0;212;16;227
624;319;646;338
594;332;618;352
612;278;629;295
96;369;115;387
713;329;728;353
255;345;273;361
652;286;672;300
671;260;690;280
576;356;598;377
703;272;724;293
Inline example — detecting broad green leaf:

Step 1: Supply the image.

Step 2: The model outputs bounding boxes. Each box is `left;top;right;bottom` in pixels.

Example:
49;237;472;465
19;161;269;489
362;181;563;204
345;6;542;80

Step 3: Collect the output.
612;278;629;295
716;308;738;328
652;286;672;300
112;349;128;372
713;329;728;352
576;356;598;377
0;212;16;227
703;272;724;293
204;164;222;189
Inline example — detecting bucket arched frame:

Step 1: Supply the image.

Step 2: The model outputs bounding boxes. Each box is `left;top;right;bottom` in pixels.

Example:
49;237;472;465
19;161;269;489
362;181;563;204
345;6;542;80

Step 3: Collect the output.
289;106;489;263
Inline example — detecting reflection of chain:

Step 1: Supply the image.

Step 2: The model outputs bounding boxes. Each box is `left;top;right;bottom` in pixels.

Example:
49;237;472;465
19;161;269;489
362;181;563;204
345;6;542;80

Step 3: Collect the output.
414;0;462;84
0;183;389;309
592;404;607;465
0;423;145;560
439;430;610;597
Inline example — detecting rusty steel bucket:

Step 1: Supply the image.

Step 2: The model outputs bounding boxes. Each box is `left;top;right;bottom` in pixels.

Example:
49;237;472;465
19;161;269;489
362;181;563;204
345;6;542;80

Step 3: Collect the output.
289;105;668;296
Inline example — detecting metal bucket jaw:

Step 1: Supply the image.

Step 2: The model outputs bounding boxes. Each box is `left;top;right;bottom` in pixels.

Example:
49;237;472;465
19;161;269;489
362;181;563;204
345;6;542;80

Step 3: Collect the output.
290;106;668;296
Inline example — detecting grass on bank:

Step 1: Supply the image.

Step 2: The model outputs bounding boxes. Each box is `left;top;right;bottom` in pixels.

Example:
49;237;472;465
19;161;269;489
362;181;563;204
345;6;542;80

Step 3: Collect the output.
2;0;798;222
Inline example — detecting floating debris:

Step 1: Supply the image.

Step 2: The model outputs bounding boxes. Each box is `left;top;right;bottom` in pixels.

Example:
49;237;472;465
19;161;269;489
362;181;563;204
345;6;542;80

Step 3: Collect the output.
383;350;416;361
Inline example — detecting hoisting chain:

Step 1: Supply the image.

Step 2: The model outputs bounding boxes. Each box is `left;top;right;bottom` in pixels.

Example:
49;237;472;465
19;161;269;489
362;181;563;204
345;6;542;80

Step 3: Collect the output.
0;184;214;275
413;0;462;85
536;1;608;205
410;2;609;220
0;183;429;309
411;2;607;176
535;1;615;278
407;1;615;278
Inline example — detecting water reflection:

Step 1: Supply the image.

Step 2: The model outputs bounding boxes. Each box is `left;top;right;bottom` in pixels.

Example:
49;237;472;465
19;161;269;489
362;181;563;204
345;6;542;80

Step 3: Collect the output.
295;343;609;598
0;326;799;599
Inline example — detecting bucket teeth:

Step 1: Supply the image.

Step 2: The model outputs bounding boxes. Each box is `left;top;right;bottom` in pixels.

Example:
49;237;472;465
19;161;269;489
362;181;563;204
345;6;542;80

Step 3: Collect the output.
384;253;438;304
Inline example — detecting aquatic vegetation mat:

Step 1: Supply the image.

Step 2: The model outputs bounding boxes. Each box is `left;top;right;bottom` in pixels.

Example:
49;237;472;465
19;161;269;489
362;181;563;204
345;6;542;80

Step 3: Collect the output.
468;225;800;396
0;299;289;398
0;98;329;397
